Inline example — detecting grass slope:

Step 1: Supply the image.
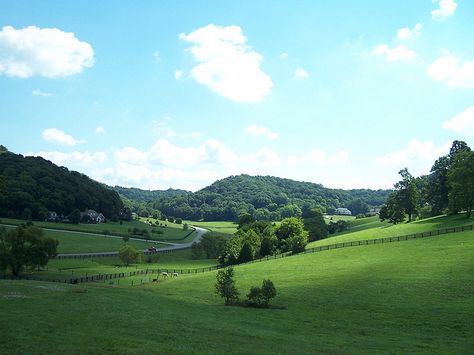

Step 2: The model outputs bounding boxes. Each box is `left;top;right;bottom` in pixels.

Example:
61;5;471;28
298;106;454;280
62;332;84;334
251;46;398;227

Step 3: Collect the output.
1;230;473;353
308;214;474;248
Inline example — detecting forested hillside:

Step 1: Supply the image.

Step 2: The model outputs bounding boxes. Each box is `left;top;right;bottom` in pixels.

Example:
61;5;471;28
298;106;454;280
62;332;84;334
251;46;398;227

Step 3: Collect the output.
0;149;123;220
113;186;190;202
152;175;390;221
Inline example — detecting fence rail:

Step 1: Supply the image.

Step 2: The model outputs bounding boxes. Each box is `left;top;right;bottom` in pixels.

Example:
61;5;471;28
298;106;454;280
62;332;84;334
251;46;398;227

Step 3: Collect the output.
2;224;473;285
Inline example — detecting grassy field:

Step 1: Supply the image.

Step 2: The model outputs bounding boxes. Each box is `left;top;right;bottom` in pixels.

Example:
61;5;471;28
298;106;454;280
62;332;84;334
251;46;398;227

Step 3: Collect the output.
0;217;194;242
185;220;238;236
307;214;474;249
1;227;473;353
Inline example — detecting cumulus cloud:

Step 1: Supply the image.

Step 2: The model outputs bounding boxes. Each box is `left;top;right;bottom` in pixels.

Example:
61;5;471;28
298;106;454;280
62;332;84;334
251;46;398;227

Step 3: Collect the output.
0;25;94;78
396;23;422;40
443;107;474;136
42;128;82;146
294;68;309;78
179;24;273;102
427;54;474;88
375;139;451;167
174;70;184;80
432;0;457;21
95;126;105;134
32;89;52;97
244;125;278;140
27;151;107;167
372;44;416;62
280;52;288;59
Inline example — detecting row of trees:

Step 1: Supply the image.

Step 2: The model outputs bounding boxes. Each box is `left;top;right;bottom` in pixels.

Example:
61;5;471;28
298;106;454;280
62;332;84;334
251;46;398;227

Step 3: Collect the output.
380;141;474;223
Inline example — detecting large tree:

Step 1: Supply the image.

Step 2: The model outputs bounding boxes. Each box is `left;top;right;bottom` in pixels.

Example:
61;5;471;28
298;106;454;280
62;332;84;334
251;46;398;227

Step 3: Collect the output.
0;226;58;276
275;217;309;253
447;150;474;218
302;208;328;241
118;244;141;266
394;168;419;222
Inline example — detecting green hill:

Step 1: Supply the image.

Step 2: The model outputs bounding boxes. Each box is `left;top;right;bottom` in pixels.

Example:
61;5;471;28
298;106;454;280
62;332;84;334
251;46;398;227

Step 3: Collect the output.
155;174;390;221
113;186;190;202
0;150;123;219
1;229;472;353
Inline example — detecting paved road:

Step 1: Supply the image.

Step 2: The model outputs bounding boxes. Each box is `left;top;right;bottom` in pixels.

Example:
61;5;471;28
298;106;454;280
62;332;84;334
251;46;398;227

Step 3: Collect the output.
55;226;208;258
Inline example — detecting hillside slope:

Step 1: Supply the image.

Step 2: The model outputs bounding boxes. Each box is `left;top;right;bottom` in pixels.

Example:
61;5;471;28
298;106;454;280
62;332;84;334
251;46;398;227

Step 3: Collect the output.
0;151;123;219
155;174;390;221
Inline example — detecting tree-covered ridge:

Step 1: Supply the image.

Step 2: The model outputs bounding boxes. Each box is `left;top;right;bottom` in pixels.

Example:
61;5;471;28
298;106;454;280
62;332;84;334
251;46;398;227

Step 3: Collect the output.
154;175;390;221
113;186;190;202
0;152;123;220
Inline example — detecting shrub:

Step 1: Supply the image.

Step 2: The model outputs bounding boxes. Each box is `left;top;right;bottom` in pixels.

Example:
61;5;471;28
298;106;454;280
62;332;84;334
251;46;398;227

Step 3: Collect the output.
175;218;182;224
246;279;277;308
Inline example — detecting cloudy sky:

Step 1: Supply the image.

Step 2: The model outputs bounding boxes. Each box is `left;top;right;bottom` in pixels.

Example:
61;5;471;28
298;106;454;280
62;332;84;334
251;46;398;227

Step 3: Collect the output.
1;0;473;191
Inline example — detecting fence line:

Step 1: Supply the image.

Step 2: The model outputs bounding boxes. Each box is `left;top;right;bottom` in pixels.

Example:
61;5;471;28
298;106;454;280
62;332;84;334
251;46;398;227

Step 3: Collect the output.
2;224;472;285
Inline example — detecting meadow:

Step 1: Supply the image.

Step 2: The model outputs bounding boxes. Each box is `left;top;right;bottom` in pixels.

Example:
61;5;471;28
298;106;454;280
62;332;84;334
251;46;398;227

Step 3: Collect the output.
1;220;473;353
185;220;238;236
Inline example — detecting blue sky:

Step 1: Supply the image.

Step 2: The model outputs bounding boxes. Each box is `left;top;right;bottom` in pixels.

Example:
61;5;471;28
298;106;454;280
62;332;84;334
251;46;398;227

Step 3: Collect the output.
1;0;473;191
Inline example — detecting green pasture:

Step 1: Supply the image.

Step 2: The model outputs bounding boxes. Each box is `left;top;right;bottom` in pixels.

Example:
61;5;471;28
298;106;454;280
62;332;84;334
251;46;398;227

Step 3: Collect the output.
1;228;473;353
0;217;195;243
308;214;474;249
185;220;238;236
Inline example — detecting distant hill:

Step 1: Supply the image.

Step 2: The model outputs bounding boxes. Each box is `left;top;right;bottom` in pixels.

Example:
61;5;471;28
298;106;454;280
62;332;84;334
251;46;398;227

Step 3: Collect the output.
153;175;391;221
0;150;123;220
113;186;190;202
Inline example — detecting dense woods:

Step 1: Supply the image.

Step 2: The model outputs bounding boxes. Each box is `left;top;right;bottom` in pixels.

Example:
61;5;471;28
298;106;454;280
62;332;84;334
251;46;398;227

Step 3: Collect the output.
0;150;123;220
144;175;390;222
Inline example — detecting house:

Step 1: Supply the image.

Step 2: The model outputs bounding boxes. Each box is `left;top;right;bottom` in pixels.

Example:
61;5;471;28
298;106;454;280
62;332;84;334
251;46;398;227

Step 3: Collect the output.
335;207;352;216
80;209;106;223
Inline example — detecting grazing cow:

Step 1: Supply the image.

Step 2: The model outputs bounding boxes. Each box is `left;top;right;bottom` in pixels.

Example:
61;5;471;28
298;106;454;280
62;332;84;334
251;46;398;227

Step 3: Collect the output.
172;272;179;278
161;272;168;278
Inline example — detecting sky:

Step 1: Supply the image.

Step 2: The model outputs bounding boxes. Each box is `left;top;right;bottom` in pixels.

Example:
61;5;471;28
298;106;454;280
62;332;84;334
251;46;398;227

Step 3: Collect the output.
0;0;473;191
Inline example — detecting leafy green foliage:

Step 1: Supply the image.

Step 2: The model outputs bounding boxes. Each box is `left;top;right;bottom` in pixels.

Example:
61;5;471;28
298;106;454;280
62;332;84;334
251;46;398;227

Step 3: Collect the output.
0;226;58;276
302;208;328;241
215;267;239;305
275;217;309;253
246;279;277;308
448;150;474;218
0;152;123;220
118;244;141;266
152;175;390;221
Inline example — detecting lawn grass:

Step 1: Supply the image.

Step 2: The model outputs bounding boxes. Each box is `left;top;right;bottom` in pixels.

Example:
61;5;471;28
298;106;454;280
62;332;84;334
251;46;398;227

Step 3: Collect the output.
1;229;473;354
185;220;238;236
0;217;192;242
307;213;474;249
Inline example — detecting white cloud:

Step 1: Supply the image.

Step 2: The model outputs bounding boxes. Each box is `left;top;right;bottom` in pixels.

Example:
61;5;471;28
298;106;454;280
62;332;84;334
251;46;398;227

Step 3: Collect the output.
294;68;309;78
179;24;273;102
32;89;52;97
95;126;105;134
372;44;416;62
0;26;94;78
152;51;161;61
427;54;474;88
244;125;278;140
27;151;107;167
375;139;451;167
443;107;474;137
396;23;422;40
432;0;457;21
280;52;288;59
174;70;184;80
42;128;81;146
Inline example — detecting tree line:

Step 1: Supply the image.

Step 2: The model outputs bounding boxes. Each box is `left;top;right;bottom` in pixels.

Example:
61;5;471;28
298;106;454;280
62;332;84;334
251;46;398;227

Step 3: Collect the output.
380;140;474;223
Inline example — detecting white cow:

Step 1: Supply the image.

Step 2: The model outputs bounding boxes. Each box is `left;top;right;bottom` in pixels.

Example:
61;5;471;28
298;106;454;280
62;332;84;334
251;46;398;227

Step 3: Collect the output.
172;272;179;278
161;272;168;278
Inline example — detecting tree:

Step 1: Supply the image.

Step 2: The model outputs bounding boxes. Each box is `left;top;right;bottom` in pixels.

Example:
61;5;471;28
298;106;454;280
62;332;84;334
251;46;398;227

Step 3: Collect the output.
199;233;227;259
379;193;405;224
118;244;141;266
394;168;419;222
426;156;450;216
275;217;309;253
302;208;328;241
0;226;58;276
447;150;474;218
238;213;255;228
215;267;239;305
68;209;81;224
347;199;369;216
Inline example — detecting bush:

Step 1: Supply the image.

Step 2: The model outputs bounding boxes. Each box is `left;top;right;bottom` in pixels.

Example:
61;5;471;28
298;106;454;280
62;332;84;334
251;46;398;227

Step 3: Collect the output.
175;218;182;224
245;279;277;308
215;267;239;305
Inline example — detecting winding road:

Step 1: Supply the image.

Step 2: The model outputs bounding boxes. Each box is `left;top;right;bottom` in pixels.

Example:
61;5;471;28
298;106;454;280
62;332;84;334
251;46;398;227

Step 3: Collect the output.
55;226;209;258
